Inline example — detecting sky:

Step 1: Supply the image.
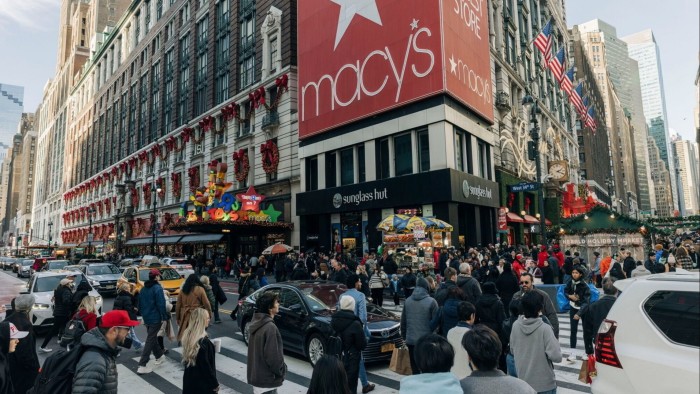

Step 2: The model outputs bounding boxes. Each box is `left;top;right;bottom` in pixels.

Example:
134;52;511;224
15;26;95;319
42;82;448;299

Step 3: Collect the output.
567;0;699;141
0;0;697;141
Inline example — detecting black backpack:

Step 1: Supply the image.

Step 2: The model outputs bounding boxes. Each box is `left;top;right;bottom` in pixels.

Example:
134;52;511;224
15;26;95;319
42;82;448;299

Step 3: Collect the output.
29;343;103;394
59;315;87;349
326;334;343;359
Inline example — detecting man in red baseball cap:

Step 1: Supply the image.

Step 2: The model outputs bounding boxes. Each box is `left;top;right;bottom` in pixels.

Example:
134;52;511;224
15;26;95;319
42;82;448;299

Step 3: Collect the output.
72;310;139;393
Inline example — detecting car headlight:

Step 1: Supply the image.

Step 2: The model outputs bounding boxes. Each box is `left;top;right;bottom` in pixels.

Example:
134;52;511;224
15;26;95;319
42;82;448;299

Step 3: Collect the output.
33;303;51;310
90;280;100;287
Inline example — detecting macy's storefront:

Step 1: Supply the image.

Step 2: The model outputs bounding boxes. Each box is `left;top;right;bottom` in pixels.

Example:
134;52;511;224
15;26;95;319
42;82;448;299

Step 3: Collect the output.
297;169;500;255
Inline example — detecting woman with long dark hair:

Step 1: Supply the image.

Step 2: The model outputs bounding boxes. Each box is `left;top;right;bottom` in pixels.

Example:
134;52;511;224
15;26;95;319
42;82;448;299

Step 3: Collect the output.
176;274;211;342
495;263;519;317
307;355;352;394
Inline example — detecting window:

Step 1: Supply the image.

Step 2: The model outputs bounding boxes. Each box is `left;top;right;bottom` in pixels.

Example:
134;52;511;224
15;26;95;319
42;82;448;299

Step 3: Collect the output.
455;132;464;171
269;36;277;73
135;12;141;45
195;16;209;115
178;34;191;125
506;30;517;66
340;148;354;185
163;50;174;133
240;101;251;135
377;138;390;179
156;0;163;19
151;62;161;139
477;139;491;179
394;133;412;176
417;129;430;172
357;144;365;183
644;291;699;347
215;0;230;104
145;1;151;31
140;74;149;145
305;157;318;191
239;2;255;88
326;152;337;188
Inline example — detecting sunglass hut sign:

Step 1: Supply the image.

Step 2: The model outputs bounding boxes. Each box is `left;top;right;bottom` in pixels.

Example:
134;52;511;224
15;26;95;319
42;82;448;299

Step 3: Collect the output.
298;0;494;140
333;188;389;209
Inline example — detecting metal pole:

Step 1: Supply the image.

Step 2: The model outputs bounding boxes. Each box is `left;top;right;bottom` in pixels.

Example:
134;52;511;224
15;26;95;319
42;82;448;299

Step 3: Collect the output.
531;102;547;246
48;221;53;256
151;188;157;255
88;213;93;256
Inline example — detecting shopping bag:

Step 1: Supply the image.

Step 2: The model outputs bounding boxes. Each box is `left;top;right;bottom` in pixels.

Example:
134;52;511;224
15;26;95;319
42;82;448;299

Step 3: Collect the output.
389;346;412;375
578;358;589;384
587;355;597;383
557;285;570;312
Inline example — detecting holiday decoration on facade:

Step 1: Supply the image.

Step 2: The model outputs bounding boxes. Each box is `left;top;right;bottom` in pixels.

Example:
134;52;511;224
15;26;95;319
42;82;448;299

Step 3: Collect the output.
260;140;279;174
187;166;200;193
156;177;166;200
143;183;152;207
171;172;182;200
130;187;140;208
232;149;250;182
199;115;215;133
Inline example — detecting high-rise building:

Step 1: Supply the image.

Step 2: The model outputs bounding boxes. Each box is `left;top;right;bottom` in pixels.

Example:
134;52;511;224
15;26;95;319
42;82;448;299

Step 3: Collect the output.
648;136;673;218
622;29;677;211
673;137;700;215
0;83;24;161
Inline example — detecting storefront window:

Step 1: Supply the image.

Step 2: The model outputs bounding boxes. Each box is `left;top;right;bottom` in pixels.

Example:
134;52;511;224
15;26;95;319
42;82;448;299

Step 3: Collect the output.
340;148;354;185
418;129;430;172
478;139;492;180
456;132;464;171
394;133;412;176
357;144;365;182
305;156;318;191
377;138;390;179
326;152;337;187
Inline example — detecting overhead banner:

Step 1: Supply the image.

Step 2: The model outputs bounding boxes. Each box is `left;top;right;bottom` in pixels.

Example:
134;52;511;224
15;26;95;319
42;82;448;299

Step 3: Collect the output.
298;0;493;139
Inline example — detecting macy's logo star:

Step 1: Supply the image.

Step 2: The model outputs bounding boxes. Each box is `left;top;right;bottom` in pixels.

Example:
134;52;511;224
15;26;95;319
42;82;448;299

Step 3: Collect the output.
331;0;383;50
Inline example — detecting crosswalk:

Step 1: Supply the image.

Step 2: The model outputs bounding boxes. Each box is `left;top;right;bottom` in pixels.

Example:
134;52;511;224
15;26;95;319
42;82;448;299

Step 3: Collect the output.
117;314;591;394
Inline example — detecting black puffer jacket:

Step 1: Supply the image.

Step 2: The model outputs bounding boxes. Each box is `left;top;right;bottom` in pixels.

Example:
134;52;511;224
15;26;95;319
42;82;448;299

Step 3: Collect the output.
113;289;138;320
0;322;16;394
456;275;482;304
330;310;367;353
3;310;39;394
564;278;591;314
475;293;506;337
53;284;74;317
72;327;120;394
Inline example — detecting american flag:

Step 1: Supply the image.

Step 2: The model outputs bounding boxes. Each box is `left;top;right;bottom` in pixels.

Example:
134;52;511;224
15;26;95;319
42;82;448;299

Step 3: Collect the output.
548;47;566;82
583;96;590;109
585;106;597;132
571;83;586;115
560;67;574;96
534;19;554;64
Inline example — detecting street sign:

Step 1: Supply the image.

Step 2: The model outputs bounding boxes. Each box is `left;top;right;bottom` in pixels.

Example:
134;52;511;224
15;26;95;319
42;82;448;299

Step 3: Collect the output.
508;182;540;192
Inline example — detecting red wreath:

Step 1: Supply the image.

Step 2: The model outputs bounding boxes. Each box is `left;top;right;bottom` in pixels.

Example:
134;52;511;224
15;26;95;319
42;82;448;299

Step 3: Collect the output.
232;149;250;182
130;188;140;207
143;183;152;207
181;127;194;144
104;198;111;215
260;140;279;174
187;167;200;192
171;172;182;200
192;127;205;144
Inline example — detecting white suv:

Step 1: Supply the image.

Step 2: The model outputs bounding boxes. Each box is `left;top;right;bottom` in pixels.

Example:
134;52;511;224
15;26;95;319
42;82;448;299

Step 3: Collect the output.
592;272;699;394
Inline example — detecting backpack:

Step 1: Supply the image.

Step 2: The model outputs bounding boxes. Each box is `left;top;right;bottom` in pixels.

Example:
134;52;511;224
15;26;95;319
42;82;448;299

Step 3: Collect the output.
59;315;87;349
28;343;103;394
325;334;343;359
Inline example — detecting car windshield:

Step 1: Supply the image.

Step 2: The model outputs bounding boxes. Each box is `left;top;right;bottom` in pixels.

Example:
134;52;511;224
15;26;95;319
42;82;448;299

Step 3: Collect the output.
34;274;83;292
48;261;68;270
22;260;33;266
299;285;347;312
139;268;181;281
87;265;120;275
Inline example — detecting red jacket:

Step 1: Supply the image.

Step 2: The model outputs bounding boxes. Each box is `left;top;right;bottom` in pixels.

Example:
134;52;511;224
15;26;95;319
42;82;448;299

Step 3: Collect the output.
554;251;565;268
537;251;549;268
512;260;525;277
75;309;98;331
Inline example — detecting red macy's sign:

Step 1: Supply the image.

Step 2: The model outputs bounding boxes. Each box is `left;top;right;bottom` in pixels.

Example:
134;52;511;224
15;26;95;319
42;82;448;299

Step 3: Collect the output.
298;0;494;139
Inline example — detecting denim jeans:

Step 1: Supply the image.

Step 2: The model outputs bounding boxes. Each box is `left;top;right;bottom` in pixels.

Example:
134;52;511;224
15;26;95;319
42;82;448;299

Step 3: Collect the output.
359;355;369;386
506;353;517;377
538;389;557;394
129;327;143;348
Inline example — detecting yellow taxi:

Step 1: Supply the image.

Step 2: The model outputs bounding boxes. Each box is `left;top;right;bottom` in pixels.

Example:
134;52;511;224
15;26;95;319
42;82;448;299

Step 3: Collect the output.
117;265;184;303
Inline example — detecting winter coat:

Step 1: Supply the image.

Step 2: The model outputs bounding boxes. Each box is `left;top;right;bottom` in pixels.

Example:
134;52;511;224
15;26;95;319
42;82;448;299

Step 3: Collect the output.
608;261;626;280
541;265;555;284
3;312;39;394
204;285;216;308
399;372;462;394
447;322;472;379
0;322;15;394
564;279;591;315
176;286;212;341
183;337;219;393
74;309;98;331
400;272;417;290
113;290;139;320
510;317;562;392
495;272;519;309
72;280;92;313
459;370;536;394
435;280;459;306
582;295;617;352
72;327;120;394
291;267;310;280
330;310;367;353
208;275;227;304
246;313;286;388
138;280;168;325
456;275;482;305
439;297;462;336
512;289;560;338
53;284;74;317
476;293;506;337
400;287;439;345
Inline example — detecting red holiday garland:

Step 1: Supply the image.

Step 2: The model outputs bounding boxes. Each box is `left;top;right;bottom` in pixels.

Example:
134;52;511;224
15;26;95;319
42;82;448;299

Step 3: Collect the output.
171;172;182;200
130;187;140;207
143;183;152;207
187;166;200;192
260;140;280;174
232;149;250;182
156;177;166;200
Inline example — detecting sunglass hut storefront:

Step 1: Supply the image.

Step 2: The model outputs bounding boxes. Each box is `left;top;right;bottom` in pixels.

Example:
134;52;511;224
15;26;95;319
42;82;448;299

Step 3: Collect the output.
297;169;500;255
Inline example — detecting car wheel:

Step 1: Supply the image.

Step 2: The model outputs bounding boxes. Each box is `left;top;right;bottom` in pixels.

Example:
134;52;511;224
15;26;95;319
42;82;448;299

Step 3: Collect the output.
241;319;250;345
306;333;325;367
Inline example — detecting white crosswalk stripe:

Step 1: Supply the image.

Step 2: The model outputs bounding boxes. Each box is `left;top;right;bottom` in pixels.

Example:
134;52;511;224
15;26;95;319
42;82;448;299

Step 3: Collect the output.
115;317;592;394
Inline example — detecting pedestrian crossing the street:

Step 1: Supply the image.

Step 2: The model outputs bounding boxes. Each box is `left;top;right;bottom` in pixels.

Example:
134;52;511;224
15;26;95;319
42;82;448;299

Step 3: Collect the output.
117;318;591;394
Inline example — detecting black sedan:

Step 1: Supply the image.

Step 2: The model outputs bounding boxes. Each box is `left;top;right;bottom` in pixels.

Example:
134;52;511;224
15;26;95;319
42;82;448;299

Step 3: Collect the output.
237;281;404;366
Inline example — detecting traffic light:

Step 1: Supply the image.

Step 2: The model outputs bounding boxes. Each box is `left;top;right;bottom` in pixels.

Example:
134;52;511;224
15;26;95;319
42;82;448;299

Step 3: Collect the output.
527;141;536;161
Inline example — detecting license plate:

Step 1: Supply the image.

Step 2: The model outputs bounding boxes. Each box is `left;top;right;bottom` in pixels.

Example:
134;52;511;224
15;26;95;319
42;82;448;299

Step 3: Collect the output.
381;343;395;353
104;285;115;289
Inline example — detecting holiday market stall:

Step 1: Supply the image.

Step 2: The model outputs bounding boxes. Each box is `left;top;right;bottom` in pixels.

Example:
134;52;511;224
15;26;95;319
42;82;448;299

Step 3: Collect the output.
376;215;453;269
556;205;662;263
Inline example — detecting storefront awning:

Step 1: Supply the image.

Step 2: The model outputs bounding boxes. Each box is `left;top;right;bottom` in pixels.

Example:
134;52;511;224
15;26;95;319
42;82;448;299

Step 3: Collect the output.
522;215;539;224
157;235;184;245
178;234;225;244
61;244;77;248
506;213;524;223
124;238;153;246
545;218;553;226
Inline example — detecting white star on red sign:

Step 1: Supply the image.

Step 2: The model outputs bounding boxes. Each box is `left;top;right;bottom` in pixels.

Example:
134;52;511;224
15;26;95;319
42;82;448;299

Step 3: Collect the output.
410;18;419;30
331;0;383;50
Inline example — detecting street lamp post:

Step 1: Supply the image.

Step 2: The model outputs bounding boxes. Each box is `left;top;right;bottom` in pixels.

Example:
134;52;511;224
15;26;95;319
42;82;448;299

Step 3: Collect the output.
87;207;96;256
47;221;54;256
522;95;547;246
150;185;162;255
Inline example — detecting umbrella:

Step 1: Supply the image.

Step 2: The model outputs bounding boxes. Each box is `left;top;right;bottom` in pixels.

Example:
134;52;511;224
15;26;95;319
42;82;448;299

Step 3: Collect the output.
398;216;453;232
262;242;293;255
376;214;410;232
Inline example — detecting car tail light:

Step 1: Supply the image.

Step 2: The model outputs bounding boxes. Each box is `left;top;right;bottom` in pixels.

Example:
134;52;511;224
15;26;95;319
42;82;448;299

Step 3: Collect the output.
185;265;192;269
595;319;623;368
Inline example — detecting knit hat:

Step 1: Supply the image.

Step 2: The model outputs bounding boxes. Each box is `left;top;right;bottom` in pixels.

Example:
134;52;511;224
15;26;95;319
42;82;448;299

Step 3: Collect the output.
13;294;35;312
483;282;498;295
416;277;430;290
339;295;355;311
60;279;71;286
149;269;161;279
